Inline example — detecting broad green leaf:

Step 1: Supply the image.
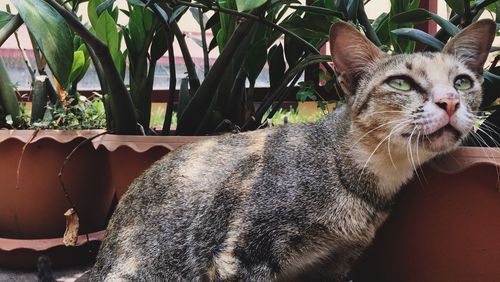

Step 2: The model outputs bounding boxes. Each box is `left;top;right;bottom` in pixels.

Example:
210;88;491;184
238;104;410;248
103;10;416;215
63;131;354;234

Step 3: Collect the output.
69;50;85;83
346;0;359;21
372;12;388;31
112;51;126;79
284;34;303;68
287;54;331;78
170;6;189;24
127;0;146;6
97;0;116;17
245;39;267;83
392;28;445;50
12;0;74;88
445;0;465;16
177;77;191;117
88;0;105;27
268;44;286;90
206;12;220;30
95;11;120;54
287;5;343;18
392;8;460;36
190;7;208;28
217;0;236;51
0;58;19;125
0;11;13;30
72;45;91;84
391;8;430;23
127;6;146;54
151;29;169;61
236;0;268;12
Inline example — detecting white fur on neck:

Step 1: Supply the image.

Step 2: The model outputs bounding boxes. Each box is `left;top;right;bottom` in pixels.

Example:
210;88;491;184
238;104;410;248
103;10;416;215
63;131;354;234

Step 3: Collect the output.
351;144;434;196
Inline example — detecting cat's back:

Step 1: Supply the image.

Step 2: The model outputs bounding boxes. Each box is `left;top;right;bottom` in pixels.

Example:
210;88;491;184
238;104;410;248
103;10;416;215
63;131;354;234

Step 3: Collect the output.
91;108;349;281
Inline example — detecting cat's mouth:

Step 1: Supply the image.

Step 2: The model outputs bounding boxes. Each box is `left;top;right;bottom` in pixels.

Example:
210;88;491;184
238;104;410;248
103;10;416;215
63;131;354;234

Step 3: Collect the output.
402;124;461;142
422;124;461;141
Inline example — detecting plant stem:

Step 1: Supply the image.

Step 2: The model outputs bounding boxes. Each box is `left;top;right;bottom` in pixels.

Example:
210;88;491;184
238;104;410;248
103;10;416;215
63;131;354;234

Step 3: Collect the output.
198;8;210;77
148;1;201;93
173;0;334;75
28;31;47;75
357;2;382;46
43;0;139;134
163;33;176;135
13;29;35;82
0;14;22;47
176;18;254;135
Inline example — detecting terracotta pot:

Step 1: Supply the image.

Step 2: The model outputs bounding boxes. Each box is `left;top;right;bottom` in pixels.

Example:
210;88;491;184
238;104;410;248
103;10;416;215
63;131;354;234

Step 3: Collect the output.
93;135;206;199
0;130;113;269
0;231;104;269
352;147;500;281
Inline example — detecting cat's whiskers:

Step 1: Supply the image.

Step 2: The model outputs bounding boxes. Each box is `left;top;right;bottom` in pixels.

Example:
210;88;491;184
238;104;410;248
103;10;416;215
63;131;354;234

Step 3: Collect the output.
386;117;416;169
351;118;410;147
414;130;428;184
405;125;423;185
357;120;413;183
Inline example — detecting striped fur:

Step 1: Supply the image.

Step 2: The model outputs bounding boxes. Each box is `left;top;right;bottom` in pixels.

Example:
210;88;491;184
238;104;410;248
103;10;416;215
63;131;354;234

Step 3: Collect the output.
91;20;495;281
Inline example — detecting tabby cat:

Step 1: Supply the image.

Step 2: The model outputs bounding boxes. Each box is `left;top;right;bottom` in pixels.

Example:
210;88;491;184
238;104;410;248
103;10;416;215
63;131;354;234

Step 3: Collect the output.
90;19;496;281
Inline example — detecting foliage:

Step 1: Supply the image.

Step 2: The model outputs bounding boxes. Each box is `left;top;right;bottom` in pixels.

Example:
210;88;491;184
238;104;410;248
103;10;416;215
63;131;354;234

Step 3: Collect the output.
26;95;107;130
0;0;497;144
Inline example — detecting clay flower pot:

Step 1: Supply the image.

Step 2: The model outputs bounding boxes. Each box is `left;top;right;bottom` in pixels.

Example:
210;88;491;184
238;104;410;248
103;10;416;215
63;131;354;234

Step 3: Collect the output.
0;130;113;269
352;147;500;281
93;135;206;199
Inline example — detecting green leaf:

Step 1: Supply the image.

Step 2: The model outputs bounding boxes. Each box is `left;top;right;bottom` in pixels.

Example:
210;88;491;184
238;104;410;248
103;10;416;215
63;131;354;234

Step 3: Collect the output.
151;29;169;61
347;0;360;21
392;28;444;50
127;0;146;6
236;0;268;12
0;11;13;30
170;6;188;24
177;77;190;117
97;0;116;17
445;0;465;16
112;51;126;79
391;8;460;36
287;54;331;78
0;58;20;125
69;50;85;83
284;34;304;68
94;11;120;54
268;44;286;90
391;8;431;24
245;39;267;83
287;5;343;18
12;0;74;88
372;12;388;31
88;0;105;27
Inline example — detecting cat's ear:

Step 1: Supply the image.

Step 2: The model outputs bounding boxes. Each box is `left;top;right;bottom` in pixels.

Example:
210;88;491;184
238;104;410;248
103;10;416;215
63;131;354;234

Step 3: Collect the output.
329;22;387;96
443;19;496;74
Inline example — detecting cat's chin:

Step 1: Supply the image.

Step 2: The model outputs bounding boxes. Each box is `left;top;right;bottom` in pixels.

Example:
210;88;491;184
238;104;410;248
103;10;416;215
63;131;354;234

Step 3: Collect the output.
421;125;462;153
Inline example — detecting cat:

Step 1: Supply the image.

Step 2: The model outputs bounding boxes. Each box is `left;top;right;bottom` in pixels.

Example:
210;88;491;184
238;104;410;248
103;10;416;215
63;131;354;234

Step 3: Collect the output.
90;19;496;281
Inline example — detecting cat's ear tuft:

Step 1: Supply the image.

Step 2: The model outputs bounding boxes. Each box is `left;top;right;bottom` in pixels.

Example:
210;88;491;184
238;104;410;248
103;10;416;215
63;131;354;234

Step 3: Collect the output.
443;19;496;74
329;22;386;96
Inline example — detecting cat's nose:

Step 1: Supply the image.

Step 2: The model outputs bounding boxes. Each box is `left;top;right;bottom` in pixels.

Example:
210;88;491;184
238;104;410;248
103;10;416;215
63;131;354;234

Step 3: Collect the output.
432;85;460;116
435;97;460;116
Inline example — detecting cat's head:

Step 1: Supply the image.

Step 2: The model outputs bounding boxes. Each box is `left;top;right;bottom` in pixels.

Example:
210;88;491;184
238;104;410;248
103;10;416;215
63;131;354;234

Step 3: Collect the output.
329;19;496;157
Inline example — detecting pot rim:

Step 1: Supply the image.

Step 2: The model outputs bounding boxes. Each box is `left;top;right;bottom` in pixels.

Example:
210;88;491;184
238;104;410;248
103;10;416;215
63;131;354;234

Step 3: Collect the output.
0;230;105;252
0;130;208;153
429;146;500;174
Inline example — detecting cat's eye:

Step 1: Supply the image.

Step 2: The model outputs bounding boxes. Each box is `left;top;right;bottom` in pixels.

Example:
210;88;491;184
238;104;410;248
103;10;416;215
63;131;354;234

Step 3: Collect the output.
454;76;473;90
387;77;412;91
